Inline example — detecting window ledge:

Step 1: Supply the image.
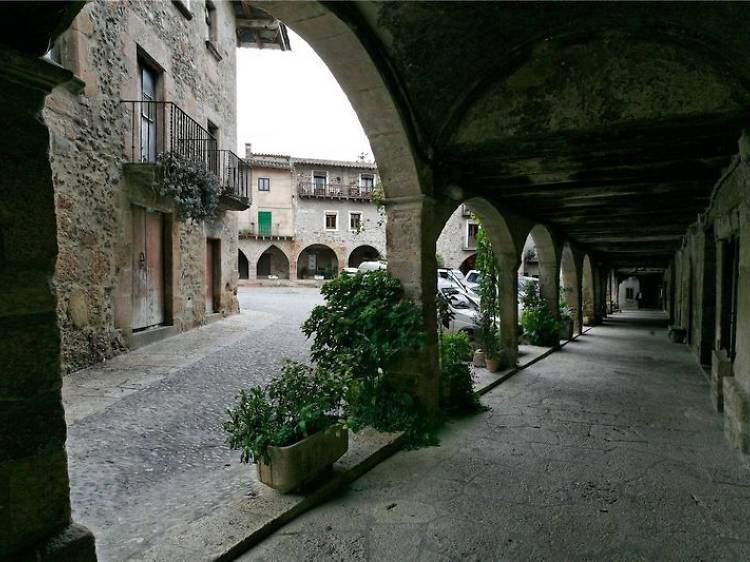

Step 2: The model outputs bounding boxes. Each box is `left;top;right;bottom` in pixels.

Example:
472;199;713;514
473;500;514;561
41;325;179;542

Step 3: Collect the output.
205;40;223;62
172;0;193;20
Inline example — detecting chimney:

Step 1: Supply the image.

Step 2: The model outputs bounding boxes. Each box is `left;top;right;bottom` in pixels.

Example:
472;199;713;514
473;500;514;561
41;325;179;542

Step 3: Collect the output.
244;142;253;158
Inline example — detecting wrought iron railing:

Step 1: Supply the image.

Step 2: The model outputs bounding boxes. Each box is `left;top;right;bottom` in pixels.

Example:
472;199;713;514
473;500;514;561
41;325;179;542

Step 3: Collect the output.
122;100;249;202
239;222;291;239
297;181;373;200
214;150;250;200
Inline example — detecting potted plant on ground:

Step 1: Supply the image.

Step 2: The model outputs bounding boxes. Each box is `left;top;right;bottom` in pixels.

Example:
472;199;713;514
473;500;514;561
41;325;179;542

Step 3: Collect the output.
475;226;502;372
521;283;563;347
224;361;347;493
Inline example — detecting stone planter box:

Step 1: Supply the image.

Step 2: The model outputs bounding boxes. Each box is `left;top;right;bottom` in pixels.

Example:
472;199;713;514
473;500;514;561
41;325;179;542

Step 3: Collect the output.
668;326;687;344
257;424;348;493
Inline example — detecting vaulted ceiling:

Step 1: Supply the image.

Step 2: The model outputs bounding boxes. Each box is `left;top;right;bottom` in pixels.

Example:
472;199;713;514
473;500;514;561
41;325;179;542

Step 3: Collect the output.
325;2;750;270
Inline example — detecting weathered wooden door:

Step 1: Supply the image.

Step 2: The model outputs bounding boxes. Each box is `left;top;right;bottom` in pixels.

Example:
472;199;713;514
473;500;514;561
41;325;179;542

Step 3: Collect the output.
206;239;220;313
132;206;165;330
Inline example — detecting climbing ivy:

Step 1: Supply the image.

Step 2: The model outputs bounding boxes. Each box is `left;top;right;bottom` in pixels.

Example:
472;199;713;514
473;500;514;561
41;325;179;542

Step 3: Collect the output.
157;151;220;221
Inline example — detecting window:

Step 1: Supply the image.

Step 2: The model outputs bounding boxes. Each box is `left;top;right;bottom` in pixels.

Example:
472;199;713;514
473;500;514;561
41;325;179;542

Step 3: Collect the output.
207;120;218;172
205;0;217;43
258;177;270;191
359;174;374;189
325;212;338;231
172;0;193;19
138;57;162;162
626;287;634;300
313;172;327;187
349;212;362;231
466;223;479;249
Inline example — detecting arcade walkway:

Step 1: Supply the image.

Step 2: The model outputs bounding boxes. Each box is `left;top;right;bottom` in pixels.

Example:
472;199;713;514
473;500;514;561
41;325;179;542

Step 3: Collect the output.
242;311;750;562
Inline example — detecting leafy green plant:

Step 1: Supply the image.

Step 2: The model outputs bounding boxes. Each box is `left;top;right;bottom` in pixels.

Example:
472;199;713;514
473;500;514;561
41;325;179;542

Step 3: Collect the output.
439;331;481;413
157;151;220;221
223;361;343;464
301;270;435;445
521;282;562;347
475;226;500;359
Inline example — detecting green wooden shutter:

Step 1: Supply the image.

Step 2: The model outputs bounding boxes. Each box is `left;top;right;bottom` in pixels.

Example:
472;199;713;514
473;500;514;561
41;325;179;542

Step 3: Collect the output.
258;211;272;236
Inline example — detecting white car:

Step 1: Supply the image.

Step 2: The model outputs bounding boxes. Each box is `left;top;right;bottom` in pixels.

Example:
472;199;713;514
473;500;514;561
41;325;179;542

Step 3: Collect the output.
438;286;480;337
357;261;387;273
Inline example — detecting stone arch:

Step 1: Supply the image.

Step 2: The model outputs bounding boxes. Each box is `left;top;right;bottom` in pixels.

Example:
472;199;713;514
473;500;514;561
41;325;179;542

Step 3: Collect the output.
459;253;476;274
348;245;381;268
296;244;339;279
560;243;581;335
256;245;291;279
238;249;249;280
258;3;424;201
524;224;560;318
582;254;596;326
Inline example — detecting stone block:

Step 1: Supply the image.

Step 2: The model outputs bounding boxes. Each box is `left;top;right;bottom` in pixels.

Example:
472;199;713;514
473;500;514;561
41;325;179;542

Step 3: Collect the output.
668;326;687;343
711;349;734;412
722;377;750;453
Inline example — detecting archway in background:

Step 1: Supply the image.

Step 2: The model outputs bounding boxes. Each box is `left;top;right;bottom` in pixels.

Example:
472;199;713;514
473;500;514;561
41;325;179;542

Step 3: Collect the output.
348;245;380;268
459;253;476;274
560;243;581;335
257;245;290;279
238;249;249;280
582;254;595;325
297;244;339;279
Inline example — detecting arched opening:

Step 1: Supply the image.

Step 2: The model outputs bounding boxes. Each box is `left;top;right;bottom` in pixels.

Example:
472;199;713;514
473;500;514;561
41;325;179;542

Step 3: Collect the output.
238;249;249;280
256;245;290;279
560;243;581;335
459;253;476;275
582;254;595;326
297;244;339;279
348;245;380;268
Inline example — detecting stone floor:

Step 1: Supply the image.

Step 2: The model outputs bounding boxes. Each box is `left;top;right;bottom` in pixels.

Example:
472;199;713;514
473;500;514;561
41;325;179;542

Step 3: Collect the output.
62;287;323;562
241;310;750;562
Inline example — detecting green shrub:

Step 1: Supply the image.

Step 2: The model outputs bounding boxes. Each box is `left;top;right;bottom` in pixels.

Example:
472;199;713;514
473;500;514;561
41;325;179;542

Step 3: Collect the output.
439;332;481;413
223;361;343;464
157;151;220;221
475;226;500;359
521;283;562;347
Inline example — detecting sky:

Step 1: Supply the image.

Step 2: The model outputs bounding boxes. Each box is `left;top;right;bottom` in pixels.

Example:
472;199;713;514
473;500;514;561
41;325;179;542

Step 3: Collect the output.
236;28;374;162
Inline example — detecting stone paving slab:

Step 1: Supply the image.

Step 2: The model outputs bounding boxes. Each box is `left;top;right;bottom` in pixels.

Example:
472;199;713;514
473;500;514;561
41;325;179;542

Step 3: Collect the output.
240;311;750;562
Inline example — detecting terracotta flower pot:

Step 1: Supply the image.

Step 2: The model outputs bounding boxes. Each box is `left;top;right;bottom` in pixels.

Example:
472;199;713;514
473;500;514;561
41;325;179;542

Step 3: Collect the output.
485;357;501;372
256;424;348;493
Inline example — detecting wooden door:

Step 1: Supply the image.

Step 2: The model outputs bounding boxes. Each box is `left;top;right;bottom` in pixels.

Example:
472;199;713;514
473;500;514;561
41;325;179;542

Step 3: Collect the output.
206;239;220;313
132;207;165;330
258;211;272;236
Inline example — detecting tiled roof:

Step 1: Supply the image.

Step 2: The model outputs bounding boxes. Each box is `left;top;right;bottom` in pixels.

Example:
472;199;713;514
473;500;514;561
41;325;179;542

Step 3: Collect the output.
245;153;378;172
291;156;378;171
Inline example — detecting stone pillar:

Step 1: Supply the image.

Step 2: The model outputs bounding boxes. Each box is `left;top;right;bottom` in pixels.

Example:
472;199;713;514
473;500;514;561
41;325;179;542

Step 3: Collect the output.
0;51;96;560
385;196;440;415
536;252;560;323
497;253;519;366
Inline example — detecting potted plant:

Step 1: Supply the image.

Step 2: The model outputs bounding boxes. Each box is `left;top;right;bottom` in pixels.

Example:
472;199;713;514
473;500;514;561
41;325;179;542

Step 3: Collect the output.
224;361;347;493
521;283;563;347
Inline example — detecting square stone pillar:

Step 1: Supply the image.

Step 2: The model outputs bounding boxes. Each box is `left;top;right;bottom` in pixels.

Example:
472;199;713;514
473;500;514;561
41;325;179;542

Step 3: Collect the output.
711;349;734;412
497;257;519;366
385;196;440;415
0;49;96;560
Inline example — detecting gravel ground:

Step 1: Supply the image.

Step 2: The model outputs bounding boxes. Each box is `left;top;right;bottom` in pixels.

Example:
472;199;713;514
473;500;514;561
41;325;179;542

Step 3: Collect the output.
64;287;323;562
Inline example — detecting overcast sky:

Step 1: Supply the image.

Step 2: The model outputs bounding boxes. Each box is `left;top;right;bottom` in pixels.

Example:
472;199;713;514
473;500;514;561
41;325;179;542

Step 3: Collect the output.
236;28;374;162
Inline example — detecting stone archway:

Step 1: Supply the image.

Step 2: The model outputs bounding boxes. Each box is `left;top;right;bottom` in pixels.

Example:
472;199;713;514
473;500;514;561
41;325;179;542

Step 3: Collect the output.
297;244;339;279
256;245;290;279
238;249;249;280
459;253;476;274
527;224;560;319
348;245;381;268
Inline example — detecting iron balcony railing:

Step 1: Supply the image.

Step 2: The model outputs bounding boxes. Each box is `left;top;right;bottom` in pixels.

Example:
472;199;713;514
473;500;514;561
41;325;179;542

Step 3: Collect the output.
239;222;292;239
297;181;373;200
122;100;249;201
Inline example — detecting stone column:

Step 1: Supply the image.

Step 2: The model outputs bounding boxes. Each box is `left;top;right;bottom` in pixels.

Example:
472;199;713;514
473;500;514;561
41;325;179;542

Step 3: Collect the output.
497;253;519;365
385;196;440;415
0;51;96;560
536;253;561;323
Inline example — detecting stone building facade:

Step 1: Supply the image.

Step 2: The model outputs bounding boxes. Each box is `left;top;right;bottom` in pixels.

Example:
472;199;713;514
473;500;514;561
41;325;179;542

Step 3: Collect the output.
43;0;249;373
238;153;386;281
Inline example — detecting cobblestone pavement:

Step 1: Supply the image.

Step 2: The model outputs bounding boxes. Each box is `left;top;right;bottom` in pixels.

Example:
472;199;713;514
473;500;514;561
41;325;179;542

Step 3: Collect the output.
242;311;750;562
63;287;323;562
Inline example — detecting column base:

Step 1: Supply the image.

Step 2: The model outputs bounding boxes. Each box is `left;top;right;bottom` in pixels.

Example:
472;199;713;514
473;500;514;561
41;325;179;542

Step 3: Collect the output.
723;377;750;454
12;524;96;562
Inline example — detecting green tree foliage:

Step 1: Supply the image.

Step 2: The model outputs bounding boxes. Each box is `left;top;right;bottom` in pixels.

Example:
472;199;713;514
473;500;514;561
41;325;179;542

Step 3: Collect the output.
475;226;500;358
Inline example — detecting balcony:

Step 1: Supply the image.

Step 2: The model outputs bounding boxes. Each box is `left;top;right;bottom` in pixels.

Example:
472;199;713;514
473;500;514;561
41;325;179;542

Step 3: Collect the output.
122;100;250;210
239;222;293;240
297;181;373;201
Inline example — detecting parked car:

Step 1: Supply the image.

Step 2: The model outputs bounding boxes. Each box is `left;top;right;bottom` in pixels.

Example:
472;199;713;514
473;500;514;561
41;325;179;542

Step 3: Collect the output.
357;261;387;273
438;286;480;337
464;269;480;292
341;267;359;276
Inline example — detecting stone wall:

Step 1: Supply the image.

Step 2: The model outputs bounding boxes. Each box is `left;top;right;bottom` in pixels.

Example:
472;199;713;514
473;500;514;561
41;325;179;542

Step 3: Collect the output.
43;0;239;374
435;205;475;270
